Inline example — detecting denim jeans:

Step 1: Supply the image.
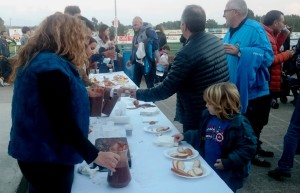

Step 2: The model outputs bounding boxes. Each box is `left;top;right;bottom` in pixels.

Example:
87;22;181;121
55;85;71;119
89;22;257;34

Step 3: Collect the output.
277;96;300;172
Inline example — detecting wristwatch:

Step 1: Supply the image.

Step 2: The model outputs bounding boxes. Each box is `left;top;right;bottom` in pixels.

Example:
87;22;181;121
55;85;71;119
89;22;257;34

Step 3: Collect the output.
113;89;118;97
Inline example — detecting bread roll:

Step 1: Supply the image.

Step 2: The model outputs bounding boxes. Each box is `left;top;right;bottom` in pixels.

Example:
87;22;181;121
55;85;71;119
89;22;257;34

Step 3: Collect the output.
171;168;192;177
170;152;189;159
187;167;203;176
183;148;193;156
172;160;185;170
156;126;170;132
177;147;185;153
192;160;201;168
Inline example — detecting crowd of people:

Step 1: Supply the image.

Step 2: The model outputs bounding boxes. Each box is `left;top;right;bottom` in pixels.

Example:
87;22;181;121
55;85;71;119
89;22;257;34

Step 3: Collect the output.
2;1;300;193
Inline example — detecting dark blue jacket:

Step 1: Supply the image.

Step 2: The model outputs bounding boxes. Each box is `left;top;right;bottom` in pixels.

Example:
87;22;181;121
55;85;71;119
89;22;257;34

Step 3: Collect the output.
136;32;229;132
184;110;257;190
8;52;90;164
0;38;10;57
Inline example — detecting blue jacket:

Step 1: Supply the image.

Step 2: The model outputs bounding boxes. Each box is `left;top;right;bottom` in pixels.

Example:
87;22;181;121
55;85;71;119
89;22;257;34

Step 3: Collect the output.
223;19;274;113
184;110;257;190
0;38;10;57
8;52;90;164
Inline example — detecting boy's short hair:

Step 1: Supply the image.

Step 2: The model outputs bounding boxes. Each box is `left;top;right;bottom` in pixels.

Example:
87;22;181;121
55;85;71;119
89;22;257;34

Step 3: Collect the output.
21;26;31;34
162;44;170;51
64;5;81;16
79;16;95;32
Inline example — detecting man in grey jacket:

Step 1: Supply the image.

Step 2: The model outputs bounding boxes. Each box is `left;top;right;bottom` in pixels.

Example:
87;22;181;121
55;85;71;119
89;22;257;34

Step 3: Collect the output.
126;16;160;89
129;5;229;132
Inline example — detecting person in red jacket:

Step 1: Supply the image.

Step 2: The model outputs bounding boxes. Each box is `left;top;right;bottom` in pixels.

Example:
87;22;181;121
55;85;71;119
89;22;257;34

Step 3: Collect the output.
262;10;294;109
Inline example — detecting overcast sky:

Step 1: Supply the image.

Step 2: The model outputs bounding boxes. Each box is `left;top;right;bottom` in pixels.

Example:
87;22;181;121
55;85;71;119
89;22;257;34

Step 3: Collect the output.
1;0;300;27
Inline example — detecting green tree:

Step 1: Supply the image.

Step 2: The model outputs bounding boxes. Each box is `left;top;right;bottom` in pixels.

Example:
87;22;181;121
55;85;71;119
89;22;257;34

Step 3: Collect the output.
206;19;218;28
247;9;255;20
285;15;300;32
91;17;99;30
161;21;181;30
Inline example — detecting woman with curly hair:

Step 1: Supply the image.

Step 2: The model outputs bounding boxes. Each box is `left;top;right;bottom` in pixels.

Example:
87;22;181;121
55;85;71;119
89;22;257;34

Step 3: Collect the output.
8;13;120;193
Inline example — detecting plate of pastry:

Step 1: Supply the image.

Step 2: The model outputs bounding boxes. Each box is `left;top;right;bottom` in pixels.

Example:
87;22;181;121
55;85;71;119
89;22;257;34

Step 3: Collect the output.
144;125;171;134
164;147;199;160
171;160;211;179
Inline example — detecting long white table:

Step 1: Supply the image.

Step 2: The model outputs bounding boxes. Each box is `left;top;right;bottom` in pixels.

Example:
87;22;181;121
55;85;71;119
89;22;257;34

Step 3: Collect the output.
72;72;233;193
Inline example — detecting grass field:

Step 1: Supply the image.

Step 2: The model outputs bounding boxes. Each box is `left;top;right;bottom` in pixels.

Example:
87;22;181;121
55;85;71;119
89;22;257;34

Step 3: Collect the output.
119;42;182;57
9;42;182;59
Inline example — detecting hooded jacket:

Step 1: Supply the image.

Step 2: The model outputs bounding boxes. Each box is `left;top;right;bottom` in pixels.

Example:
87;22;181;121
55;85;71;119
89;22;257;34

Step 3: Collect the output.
184;110;257;190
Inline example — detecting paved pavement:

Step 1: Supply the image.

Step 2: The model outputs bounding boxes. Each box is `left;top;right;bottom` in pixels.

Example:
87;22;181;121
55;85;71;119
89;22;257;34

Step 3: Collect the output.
1;82;299;193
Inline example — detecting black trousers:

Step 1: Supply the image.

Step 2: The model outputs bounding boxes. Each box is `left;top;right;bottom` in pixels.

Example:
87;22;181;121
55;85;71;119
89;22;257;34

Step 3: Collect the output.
18;160;74;193
0;57;11;81
245;95;272;152
133;62;156;88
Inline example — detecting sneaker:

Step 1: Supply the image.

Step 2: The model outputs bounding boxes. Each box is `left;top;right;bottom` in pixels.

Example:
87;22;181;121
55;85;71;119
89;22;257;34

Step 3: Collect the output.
0;78;4;87
251;155;271;167
268;169;291;180
258;149;274;157
280;96;288;104
3;82;10;86
271;101;279;109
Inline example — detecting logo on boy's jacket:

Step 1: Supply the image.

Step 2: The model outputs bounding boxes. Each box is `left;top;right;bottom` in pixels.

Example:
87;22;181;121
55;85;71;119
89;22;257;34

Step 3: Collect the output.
215;132;224;142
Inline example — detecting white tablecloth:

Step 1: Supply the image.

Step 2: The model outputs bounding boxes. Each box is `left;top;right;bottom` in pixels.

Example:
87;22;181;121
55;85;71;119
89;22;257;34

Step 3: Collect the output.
72;72;233;193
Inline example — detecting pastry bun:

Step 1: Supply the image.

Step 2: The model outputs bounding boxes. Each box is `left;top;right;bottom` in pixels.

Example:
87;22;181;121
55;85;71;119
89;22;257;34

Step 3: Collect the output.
187;167;203;177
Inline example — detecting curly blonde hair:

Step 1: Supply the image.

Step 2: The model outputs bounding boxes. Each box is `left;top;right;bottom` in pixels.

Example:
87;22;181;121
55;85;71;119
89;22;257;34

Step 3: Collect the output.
10;12;89;81
203;82;241;120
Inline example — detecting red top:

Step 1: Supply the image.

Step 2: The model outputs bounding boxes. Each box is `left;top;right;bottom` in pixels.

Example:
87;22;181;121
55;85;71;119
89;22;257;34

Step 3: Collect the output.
263;24;290;92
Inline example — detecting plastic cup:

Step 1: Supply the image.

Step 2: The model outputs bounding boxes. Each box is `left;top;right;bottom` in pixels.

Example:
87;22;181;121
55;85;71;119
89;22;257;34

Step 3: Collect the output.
125;124;133;137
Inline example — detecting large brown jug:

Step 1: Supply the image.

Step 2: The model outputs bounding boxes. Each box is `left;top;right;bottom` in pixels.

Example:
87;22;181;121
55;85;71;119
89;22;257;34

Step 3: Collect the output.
88;86;104;117
107;142;131;188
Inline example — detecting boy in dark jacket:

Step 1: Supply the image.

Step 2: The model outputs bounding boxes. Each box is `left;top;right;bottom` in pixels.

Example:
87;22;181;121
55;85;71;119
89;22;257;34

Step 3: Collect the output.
173;82;257;192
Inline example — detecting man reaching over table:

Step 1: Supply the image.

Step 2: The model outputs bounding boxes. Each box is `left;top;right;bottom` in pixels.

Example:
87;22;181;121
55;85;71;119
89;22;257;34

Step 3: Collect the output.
129;4;229;132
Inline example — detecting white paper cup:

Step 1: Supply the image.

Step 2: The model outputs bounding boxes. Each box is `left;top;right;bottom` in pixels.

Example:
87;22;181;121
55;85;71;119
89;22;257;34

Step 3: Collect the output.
125;124;133;136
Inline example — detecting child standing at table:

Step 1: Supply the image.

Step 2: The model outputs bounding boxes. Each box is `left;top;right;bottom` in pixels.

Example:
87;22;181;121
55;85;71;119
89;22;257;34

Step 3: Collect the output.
173;82;257;193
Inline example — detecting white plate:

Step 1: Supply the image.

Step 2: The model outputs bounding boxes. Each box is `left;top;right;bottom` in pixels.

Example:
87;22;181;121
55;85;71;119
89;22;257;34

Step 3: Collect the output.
142;117;158;123
144;125;171;134
164;147;199;160
171;161;211;179
140;108;160;116
111;115;130;124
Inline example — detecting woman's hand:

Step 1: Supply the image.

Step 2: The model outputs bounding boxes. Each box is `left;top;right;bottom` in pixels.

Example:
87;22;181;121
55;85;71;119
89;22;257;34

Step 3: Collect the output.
172;133;184;143
93;151;120;172
126;60;132;68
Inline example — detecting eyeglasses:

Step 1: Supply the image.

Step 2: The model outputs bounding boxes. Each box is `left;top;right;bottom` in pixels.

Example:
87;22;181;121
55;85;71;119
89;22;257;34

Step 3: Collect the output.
223;9;235;14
